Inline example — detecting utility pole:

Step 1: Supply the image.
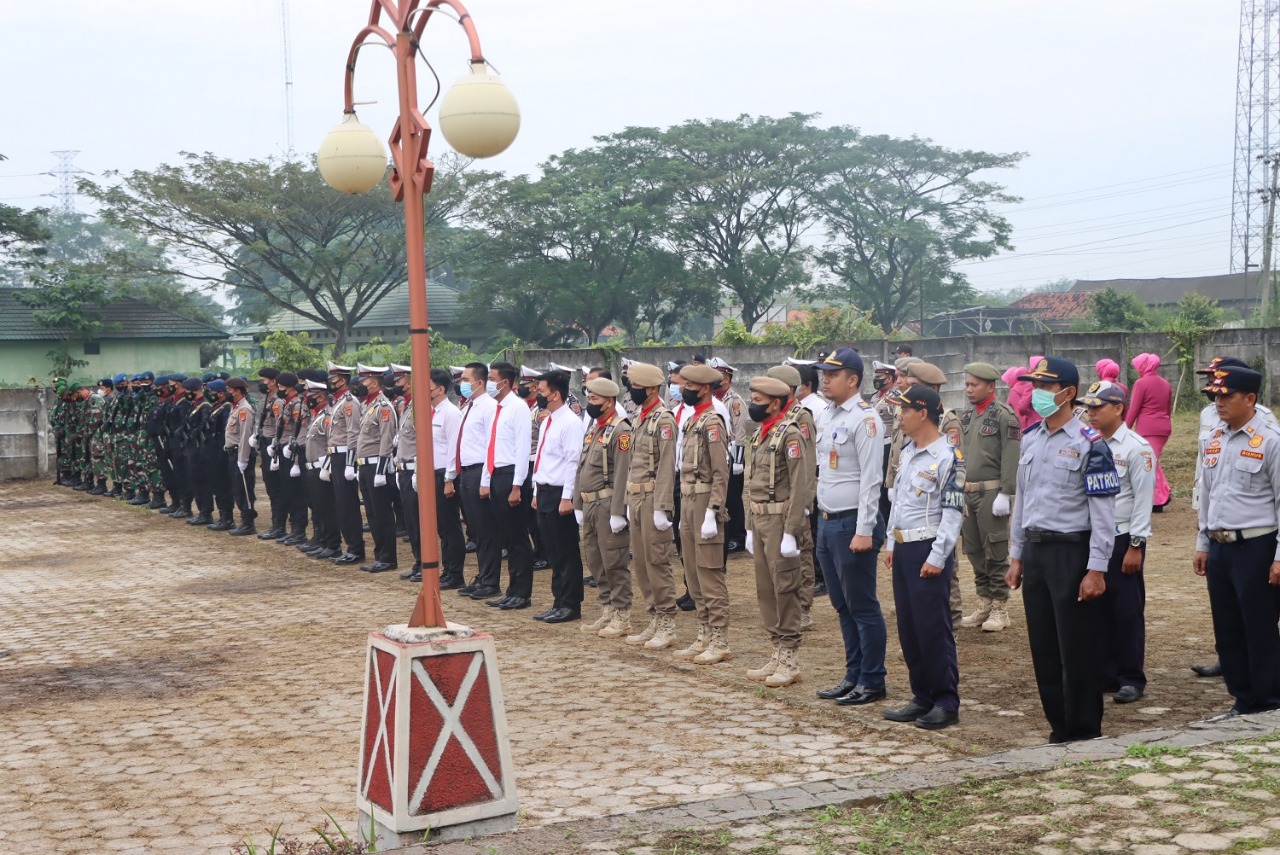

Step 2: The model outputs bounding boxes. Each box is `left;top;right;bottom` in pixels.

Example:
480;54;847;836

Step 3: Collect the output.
1258;152;1280;323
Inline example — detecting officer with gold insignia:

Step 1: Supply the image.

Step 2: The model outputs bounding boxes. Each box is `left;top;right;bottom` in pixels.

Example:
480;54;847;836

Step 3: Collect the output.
1194;364;1280;720
354;363;399;573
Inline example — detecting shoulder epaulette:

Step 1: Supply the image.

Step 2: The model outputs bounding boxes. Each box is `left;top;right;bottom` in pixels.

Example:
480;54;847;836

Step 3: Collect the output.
1080;424;1103;443
1022;421;1043;436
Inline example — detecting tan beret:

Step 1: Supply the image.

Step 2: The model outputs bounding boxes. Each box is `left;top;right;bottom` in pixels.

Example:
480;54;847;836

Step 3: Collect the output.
681;364;723;385
626;362;664;388
894;356;921;372
749;376;791;398
584;377;620;397
907;361;947;386
963;362;1000;382
766;364;802;388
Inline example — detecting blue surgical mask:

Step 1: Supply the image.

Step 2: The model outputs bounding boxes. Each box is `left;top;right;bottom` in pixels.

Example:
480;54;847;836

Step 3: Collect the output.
669;384;680;400
459;381;473;400
1031;388;1061;418
486;380;499;397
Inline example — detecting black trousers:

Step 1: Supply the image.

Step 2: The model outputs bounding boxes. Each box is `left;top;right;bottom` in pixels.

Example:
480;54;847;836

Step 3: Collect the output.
892;540;960;712
1022;538;1104;742
228;450;257;522
388;477;406;534
398;468;421;564
726;470;746;543
168;443;191;503
207;448;233;518
536;484;583;609
260;446;284;529
436;469;466;581
359;462;398;565
183;448;210;514
331;451;365;557
458;464;500;588
491;465;535;599
1099;534;1146;692
280;455;308;531
1207;532;1280;714
307;467;340;550
524;470;542;560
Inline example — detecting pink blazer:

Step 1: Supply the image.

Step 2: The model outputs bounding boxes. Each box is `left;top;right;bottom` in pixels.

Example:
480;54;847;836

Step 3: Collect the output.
1125;373;1172;438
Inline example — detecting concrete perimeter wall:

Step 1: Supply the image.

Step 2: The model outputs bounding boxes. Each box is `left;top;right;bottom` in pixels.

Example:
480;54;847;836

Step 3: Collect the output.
0;388;53;480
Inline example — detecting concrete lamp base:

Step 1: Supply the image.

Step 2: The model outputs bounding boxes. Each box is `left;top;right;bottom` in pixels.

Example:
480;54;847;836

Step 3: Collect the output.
356;622;518;848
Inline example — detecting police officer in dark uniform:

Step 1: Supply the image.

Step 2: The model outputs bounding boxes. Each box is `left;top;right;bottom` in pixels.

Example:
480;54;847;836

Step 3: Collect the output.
1007;357;1119;743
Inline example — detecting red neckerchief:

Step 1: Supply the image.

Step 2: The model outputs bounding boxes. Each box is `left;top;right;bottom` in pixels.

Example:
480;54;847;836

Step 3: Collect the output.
310;400;326;416
596;412;614;430
975;393;995;415
641;398;661;422
403;393;412;405
759;407;786;441
692;401;713;420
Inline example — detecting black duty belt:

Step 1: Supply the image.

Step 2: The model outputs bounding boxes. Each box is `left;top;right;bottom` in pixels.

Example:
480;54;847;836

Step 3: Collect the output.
1025;528;1088;543
819;508;857;521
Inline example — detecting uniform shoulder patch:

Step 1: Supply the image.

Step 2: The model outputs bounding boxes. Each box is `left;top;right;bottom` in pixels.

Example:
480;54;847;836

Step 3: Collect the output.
863;416;879;438
799;422;810;440
707;425;721;443
1080;424;1103;443
381;407;391;421
345;403;353;416
569;400;582;415
786;439;801;459
239;410;248;421
660;424;673;441
617;433;631;452
946;428;959;447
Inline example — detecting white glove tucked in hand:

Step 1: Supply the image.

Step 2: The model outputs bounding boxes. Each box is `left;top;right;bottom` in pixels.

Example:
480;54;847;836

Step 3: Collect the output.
237;460;247;473
609;514;627;534
269;457;280;472
731;462;744;475
282;445;293;459
318;455;328;470
344;465;357;482
289;463;301;478
745;531;754;555
992;492;1012;517
653;510;673;532
319;466;331;482
574;509;585;526
373;473;387;488
700;508;717;540
411;473;418;492
248;435;258;449
780;532;800;558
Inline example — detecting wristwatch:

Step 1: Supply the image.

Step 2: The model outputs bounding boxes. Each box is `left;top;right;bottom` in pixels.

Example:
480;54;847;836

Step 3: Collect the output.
1129;536;1146;549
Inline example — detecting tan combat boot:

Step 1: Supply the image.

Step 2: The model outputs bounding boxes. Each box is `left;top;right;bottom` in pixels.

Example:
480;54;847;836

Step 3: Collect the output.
961;596;993;628
982;599;1010;632
746;644;780;682
598;608;632;639
692;627;733;664
799;609;813;632
626;616;658;646
645;614;678;650
673;623;709;660
581;606;613;635
765;647;801;688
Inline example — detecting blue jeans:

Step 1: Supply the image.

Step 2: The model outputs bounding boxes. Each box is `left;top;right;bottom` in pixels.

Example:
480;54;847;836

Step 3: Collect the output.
816;511;887;689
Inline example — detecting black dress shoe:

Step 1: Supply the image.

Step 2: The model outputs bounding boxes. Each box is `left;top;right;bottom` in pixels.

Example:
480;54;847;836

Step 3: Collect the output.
458;582;479;597
295;540;318;552
186;514;213;526
310;548;338;560
835;686;887;706
468;585;501;600
883;701;932;722
440;577;465;591
278;533;305;546
813;582;827;597
533;607;557;621
532;559;549;570
408;572;422;583
676;593;696;612
361;561;397;573
207;520;234;532
817;679;858;700
464;540;477;553
169;508;191;520
331;552;363;565
915;707;959;730
1192;661;1223;678
399;567;420;580
1113;686;1144;704
726;539;742;553
542;607;581;624
500;597;531;610
228;525;256;536
486;596;512;607
584;576;597;588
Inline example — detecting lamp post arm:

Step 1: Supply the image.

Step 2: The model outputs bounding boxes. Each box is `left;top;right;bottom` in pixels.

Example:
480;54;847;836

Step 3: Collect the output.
413;0;485;63
343;26;398;113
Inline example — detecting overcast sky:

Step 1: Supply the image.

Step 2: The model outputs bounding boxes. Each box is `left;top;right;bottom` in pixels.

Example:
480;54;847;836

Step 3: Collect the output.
0;0;1241;296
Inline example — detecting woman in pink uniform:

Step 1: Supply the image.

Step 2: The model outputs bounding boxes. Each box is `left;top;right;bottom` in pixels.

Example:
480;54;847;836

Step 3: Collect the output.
1004;355;1044;431
1126;352;1172;509
1095;358;1128;398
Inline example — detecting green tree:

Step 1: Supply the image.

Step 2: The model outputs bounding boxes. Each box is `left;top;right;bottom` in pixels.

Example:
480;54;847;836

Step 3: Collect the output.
1088;287;1151;331
713;318;761;345
1166;293;1225;407
759;306;883;357
15;263;118;378
256;330;326;373
814;133;1022;334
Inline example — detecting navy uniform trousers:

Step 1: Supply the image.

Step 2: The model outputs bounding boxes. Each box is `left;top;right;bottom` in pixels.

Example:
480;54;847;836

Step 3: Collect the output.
816;510;888;690
892;539;959;713
1207;532;1280;714
1099;535;1146;693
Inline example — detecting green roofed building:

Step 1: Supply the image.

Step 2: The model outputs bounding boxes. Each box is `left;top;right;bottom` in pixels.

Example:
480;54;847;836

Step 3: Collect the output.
0;287;229;385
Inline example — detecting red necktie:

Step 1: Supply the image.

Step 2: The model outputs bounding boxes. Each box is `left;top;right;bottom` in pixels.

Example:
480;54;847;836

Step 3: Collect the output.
534;414;552;473
486;403;504;473
455;401;471;468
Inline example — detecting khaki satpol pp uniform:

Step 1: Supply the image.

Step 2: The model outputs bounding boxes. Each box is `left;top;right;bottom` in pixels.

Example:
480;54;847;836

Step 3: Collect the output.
766;364;819;628
573;380;635;639
958;362;1021;631
676;364;732;664
743;376;812;688
622;363;681;650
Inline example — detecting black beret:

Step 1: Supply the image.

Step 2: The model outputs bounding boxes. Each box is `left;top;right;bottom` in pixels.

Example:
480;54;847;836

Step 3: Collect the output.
257;367;280;380
277;371;299;387
226;377;249;391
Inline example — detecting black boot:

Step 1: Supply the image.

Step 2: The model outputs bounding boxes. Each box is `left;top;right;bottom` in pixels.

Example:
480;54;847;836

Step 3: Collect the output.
88;478;107;496
122;488;136;502
257;526;284;541
229;516;257;536
129;489;150;506
148;492;167;510
74;477;91;491
108;482;123;498
207;515;235;532
187;510;214;525
170;502;192;520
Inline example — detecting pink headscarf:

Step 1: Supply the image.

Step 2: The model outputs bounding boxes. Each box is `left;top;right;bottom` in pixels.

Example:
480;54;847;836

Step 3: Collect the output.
1030;355;1044;371
1132;353;1161;376
1096;358;1120;382
1000;365;1023;387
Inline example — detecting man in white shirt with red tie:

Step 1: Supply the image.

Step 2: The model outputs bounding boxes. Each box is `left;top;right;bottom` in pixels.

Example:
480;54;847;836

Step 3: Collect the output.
425;367;465;590
532;369;588;624
453;362;501;600
483;362;535;610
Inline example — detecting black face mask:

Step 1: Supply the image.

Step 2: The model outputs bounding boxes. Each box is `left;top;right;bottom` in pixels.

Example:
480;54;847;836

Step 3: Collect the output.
873;376;889;390
515;385;531;399
628;386;649;406
680;388;701;407
535;394;549;409
586;402;605;420
257;382;269;395
747;403;770;423
276;389;287;400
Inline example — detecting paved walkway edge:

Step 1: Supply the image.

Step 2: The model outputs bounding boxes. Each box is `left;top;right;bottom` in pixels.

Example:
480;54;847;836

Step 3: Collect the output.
380;710;1280;853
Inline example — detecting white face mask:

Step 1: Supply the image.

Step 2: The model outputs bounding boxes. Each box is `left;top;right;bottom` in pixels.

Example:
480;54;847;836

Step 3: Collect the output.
486;380;499;397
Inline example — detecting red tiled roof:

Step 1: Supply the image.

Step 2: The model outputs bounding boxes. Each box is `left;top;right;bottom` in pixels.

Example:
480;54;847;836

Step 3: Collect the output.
1009;291;1093;318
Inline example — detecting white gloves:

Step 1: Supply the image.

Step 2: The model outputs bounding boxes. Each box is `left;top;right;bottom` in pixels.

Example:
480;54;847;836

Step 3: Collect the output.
344;465;357;482
992;493;1011;517
289;463;301;478
237;460;248;473
574;509;585;526
319;466;331;482
318;455;328;470
731;462;744;475
626;505;631;523
411;473;418;492
609;514;627;534
374;473;387;488
653;510;672;531
1191;485;1200;511
269;457;280;472
700;508;717;540
745;531;754;555
780;533;800;558
282;445;293;459
248;435;258;449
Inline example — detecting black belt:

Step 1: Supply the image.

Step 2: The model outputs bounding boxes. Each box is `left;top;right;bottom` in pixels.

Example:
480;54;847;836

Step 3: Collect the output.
1025;528;1088;543
490;464;514;472
820;508;857;521
461;463;482;471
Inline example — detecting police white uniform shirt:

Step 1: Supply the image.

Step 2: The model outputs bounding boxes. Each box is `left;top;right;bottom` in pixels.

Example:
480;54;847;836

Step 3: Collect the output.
884;437;965;567
533;407;587;499
1009;417;1119;573
673;395;732;470
1196;410;1280;558
482;392;532;489
1194;402;1277;509
455;392;498;471
815;393;884;536
433;397;462;480
800;392;826;420
1105;423;1155;538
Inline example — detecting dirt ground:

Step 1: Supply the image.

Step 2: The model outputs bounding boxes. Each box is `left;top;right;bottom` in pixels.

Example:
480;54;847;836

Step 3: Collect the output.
0;410;1234;853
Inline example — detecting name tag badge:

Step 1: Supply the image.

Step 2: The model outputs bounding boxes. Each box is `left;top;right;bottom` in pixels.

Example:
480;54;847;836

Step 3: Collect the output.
829;448;838;470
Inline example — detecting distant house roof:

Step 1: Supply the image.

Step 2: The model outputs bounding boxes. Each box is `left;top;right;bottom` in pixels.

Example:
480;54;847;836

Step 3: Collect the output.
240;282;463;336
0;287;228;341
1070;273;1255;306
1009;291;1093;319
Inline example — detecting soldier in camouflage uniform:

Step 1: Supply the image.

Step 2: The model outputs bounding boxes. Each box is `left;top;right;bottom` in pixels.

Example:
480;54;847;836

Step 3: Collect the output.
69;385;92;489
51;381;70;486
127;372;164;506
87;378;113;495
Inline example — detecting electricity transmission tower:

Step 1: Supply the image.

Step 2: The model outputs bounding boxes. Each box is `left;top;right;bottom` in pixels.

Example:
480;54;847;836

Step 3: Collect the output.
280;0;296;157
49;150;87;214
1232;0;1280;274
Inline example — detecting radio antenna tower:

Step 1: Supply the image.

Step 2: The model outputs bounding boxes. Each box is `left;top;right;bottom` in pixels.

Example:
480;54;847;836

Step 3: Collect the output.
1231;0;1280;273
280;0;296;157
50;150;87;214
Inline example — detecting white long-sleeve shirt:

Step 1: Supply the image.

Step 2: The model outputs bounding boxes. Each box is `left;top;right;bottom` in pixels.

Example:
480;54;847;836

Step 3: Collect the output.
482;393;532;488
533;406;587;499
672;395;732;470
455;393;497;472
432;398;462;480
1106;423;1155;539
